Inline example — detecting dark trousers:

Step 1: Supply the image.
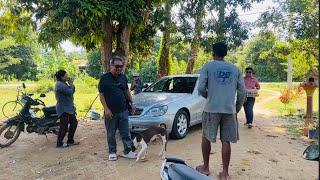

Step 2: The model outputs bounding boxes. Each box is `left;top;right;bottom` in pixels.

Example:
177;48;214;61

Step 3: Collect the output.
243;97;256;124
57;113;78;146
104;111;132;154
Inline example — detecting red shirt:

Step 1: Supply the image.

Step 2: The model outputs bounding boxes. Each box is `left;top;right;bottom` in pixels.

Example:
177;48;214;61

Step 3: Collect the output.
244;76;260;90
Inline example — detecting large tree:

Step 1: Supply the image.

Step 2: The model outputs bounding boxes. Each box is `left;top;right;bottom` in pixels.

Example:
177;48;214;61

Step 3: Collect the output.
179;0;261;74
157;1;174;77
257;0;319;80
15;0;160;72
0;2;38;80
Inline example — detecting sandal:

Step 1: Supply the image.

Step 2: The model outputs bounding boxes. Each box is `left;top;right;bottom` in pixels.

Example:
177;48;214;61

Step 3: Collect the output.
196;165;210;176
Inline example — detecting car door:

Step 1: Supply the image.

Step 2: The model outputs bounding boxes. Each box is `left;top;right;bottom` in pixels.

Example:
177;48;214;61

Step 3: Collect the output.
189;77;206;126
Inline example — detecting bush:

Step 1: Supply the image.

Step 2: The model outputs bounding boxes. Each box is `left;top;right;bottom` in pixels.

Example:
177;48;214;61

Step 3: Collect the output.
86;49;103;79
31;80;55;94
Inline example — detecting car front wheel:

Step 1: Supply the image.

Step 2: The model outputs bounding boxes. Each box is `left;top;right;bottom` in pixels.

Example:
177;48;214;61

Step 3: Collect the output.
170;109;189;139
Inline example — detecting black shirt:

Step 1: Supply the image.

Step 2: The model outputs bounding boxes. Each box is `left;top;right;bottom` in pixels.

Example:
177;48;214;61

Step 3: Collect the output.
98;72;129;114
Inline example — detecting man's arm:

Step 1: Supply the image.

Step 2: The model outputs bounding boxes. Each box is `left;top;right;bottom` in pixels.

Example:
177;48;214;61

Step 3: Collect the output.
55;82;75;95
198;66;208;98
130;80;135;91
236;70;246;113
126;89;133;104
255;79;261;90
99;93;109;111
98;76;112;117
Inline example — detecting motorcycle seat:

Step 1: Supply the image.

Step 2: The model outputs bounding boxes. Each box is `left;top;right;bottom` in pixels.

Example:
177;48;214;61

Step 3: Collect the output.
168;163;212;180
43;106;58;117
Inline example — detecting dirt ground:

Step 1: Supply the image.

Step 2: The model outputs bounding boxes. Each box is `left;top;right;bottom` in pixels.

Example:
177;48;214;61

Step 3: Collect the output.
0;96;318;180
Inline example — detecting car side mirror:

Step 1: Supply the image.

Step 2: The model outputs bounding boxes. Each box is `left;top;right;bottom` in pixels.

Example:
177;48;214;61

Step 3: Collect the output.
40;94;46;98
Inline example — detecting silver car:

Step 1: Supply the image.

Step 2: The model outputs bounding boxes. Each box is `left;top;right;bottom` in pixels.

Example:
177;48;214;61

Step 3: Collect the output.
129;74;206;139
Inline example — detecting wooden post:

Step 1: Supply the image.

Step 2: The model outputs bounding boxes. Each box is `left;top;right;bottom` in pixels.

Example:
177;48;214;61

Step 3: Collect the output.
287;59;293;90
301;82;317;136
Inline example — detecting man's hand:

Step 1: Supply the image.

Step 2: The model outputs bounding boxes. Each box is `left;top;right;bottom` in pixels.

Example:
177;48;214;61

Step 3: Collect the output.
104;108;113;119
130;102;136;114
68;77;74;85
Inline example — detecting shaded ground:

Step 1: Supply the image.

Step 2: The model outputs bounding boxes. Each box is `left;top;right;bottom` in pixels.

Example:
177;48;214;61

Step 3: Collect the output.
0;91;318;180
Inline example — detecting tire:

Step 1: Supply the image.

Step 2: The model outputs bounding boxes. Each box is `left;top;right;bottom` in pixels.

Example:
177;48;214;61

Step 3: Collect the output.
0;123;22;148
170;109;189;139
2;101;23;118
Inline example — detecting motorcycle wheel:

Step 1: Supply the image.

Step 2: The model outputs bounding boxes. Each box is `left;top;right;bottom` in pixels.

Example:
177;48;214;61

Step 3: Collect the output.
0;123;21;148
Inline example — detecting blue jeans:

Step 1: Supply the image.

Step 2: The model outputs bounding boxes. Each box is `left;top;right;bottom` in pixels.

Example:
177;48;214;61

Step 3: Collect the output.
243;97;255;124
104;111;133;154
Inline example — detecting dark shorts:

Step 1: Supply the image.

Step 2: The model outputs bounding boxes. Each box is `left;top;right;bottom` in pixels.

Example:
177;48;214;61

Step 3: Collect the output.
202;112;239;143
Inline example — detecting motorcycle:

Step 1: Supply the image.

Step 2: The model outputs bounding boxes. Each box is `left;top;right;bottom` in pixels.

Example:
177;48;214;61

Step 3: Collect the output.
0;86;59;148
160;156;212;180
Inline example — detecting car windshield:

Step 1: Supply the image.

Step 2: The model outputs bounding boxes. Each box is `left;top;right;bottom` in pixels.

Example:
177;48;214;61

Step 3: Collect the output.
144;77;197;93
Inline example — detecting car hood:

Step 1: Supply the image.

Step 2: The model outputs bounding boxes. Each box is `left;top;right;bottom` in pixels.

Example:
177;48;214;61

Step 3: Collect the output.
133;92;189;108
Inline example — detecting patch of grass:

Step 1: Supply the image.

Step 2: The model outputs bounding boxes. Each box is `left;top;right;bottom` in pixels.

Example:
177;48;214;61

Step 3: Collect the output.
261;83;319;116
0;78;103;121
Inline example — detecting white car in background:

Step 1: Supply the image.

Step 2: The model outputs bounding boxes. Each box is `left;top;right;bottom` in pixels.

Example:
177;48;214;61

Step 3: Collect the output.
129;74;206;139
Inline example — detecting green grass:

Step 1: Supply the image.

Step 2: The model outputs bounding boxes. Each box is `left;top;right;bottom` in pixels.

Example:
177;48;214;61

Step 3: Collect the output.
0;78;104;121
259;83;319;116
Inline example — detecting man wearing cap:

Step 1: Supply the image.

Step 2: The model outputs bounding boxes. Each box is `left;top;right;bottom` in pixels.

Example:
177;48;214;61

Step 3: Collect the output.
130;72;144;95
196;42;246;179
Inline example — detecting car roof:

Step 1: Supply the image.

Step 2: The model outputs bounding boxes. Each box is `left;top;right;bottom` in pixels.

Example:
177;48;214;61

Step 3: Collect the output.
162;74;200;78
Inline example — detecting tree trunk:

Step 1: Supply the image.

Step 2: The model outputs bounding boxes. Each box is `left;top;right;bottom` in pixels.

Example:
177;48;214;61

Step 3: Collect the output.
216;0;226;41
101;18;112;72
158;2;173;78
185;0;205;74
115;25;132;73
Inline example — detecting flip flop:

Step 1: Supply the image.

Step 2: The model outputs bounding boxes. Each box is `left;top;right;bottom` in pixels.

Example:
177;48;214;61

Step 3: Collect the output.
219;172;231;180
195;165;210;176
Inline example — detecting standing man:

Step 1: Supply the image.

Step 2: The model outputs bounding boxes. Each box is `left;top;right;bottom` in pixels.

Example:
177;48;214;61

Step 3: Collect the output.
54;70;79;148
98;56;137;161
196;42;246;179
130;72;144;95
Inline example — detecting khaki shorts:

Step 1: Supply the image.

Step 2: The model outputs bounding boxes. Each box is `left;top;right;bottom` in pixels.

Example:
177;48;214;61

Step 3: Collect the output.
202;112;239;143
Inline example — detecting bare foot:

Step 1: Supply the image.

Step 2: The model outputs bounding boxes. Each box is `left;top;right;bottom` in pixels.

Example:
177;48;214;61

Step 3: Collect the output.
219;172;230;180
196;165;210;176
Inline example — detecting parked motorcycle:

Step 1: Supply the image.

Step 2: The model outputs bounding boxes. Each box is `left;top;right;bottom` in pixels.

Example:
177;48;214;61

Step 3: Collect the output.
0;85;59;148
160;156;211;180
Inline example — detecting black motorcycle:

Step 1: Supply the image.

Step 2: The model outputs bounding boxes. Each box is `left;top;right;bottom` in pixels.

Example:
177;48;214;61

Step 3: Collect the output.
0;90;59;148
161;156;212;180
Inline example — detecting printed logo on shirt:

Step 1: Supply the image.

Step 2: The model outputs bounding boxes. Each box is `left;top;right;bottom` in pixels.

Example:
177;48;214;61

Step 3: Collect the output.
214;68;233;85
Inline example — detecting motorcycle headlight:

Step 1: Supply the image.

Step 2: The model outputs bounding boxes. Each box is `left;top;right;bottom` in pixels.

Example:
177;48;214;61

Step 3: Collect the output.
145;105;168;117
21;97;27;104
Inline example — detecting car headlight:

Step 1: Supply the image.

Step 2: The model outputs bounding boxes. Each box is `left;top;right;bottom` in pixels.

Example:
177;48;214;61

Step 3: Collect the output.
145;105;168;117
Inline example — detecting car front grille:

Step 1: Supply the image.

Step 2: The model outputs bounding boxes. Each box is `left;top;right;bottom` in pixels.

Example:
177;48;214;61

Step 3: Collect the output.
132;108;143;116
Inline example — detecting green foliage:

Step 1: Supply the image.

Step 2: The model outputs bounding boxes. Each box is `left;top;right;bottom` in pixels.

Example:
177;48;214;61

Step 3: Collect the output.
193;49;212;73
37;49;80;80
237;32;287;81
140;57;158;83
86;49;102;79
31;80;55;94
0;43;38;81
